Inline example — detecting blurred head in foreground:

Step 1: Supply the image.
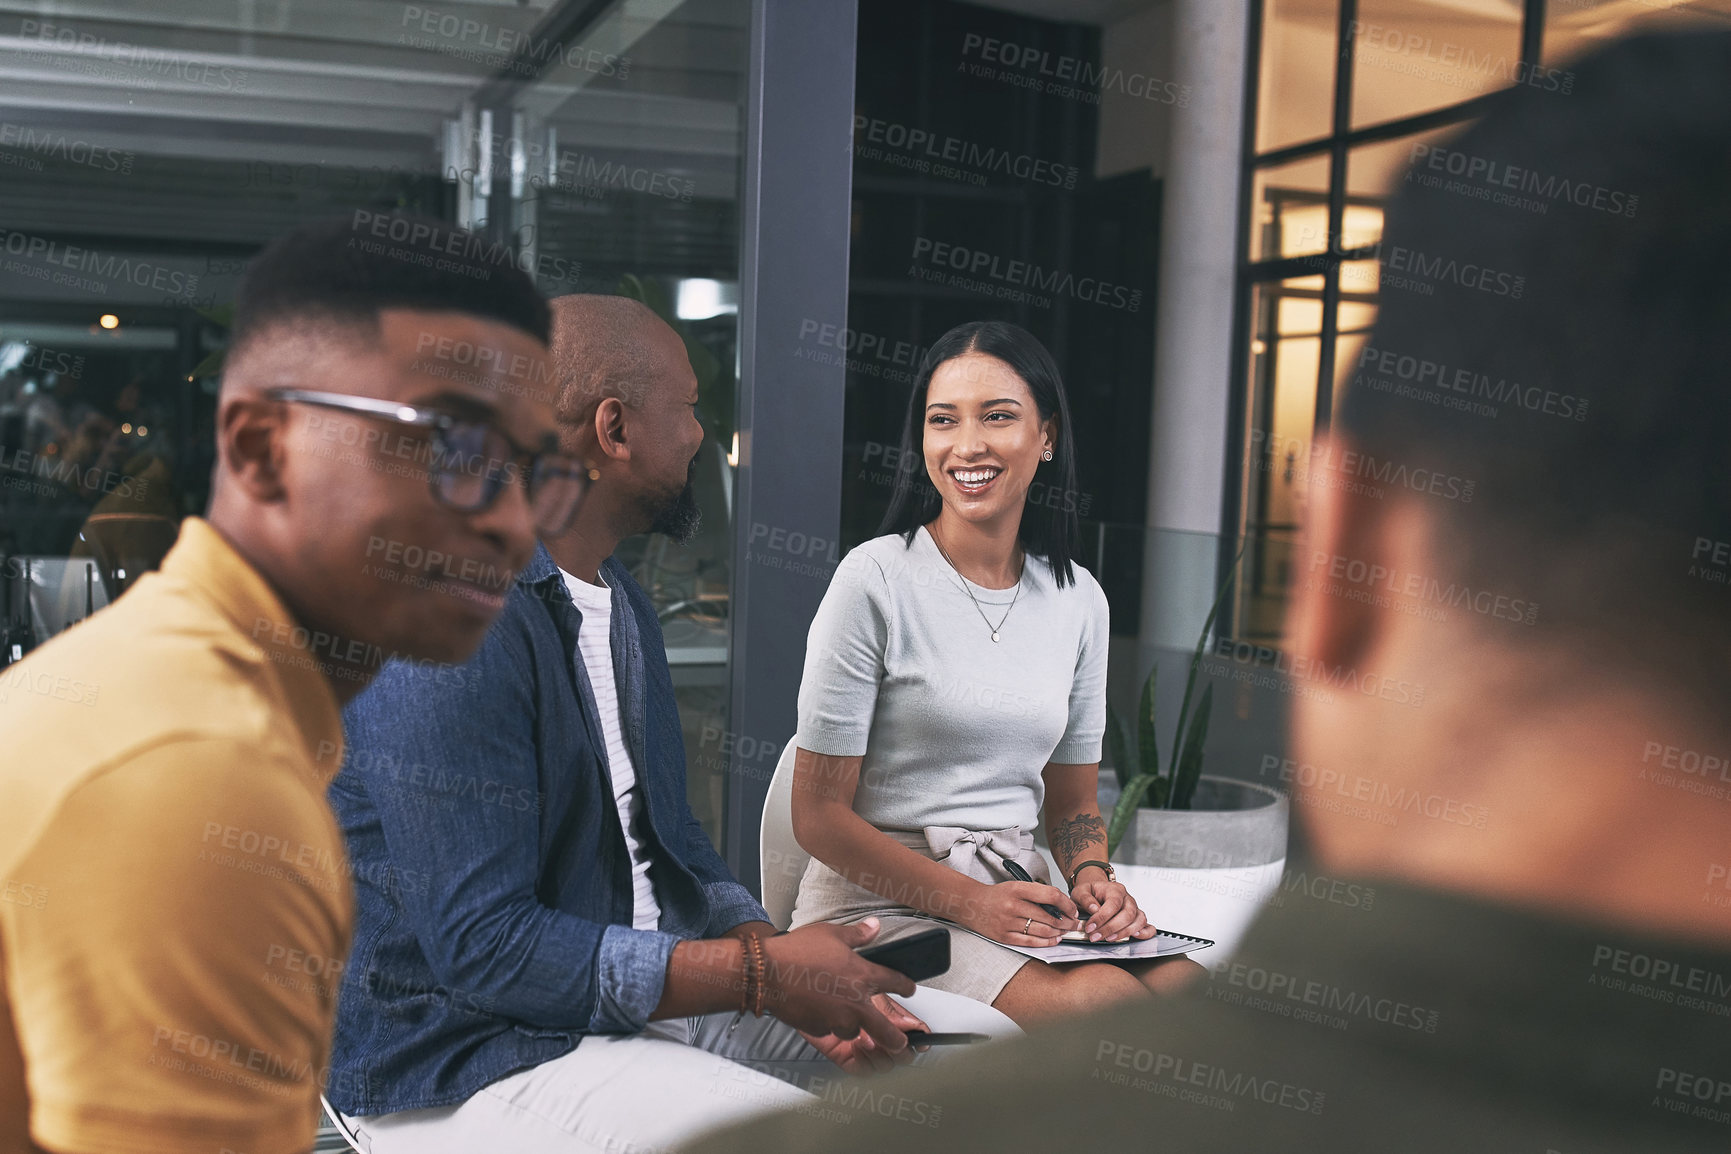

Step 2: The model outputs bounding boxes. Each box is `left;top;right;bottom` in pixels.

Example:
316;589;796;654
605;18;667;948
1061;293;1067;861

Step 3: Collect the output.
1286;31;1731;940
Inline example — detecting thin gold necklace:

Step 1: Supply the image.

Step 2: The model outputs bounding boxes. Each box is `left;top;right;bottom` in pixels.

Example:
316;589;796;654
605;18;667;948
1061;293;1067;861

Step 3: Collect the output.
929;523;1024;643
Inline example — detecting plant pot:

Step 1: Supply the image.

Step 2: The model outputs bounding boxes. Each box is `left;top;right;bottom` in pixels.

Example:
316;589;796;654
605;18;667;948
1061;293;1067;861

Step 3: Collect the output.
1116;775;1289;869
1063;775;1291;959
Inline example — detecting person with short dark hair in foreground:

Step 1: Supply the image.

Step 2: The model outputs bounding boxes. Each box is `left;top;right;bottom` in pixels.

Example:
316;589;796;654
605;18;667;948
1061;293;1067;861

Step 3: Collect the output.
686;30;1731;1154
0;214;576;1154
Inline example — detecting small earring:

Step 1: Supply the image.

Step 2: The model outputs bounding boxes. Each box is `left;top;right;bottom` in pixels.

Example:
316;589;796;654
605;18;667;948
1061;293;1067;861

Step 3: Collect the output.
1042;449;1053;461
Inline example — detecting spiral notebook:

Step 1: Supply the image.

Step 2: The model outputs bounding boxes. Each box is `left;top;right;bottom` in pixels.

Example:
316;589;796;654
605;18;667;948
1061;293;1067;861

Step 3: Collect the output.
910;915;1214;965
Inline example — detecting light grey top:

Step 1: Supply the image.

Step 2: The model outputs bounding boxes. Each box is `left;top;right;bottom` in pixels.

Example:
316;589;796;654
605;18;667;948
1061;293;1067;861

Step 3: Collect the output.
796;524;1109;832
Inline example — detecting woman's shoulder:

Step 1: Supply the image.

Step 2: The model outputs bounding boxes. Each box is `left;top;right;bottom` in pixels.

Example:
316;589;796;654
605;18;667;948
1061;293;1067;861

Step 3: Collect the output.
824;532;911;598
838;531;922;579
849;529;924;557
1028;550;1105;599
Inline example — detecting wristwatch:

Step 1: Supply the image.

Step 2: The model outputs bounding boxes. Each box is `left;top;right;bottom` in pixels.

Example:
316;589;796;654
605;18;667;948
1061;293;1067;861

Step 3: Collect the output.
1067;859;1116;888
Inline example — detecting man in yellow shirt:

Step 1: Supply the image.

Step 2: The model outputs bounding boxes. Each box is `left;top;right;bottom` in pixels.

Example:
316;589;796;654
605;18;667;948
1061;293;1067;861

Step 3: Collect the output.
0;212;582;1154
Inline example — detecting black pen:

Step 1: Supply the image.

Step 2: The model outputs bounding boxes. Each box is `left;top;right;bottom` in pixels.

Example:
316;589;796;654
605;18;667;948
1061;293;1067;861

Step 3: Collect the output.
1000;858;1073;926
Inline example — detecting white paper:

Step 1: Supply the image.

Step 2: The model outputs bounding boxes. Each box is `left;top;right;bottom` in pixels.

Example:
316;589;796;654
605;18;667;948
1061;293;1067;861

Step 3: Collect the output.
913;916;1213;965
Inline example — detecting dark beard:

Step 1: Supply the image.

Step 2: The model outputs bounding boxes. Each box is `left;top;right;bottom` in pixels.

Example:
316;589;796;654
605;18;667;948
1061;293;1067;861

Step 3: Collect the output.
647;452;703;544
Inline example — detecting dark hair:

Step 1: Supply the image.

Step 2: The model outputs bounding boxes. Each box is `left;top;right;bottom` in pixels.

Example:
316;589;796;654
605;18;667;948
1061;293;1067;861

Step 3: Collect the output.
1338;31;1731;707
230;213;551;357
879;320;1081;587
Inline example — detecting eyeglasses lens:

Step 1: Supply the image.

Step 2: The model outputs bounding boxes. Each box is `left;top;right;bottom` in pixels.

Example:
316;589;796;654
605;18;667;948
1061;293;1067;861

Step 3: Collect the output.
431;420;584;533
528;457;586;535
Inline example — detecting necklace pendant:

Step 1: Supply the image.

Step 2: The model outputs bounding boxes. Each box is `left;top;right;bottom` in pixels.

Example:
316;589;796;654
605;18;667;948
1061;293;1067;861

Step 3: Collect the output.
991;631;1000;642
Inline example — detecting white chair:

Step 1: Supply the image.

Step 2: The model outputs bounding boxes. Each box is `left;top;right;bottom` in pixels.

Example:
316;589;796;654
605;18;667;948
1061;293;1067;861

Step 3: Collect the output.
320;1095;365;1152
758;740;1023;1040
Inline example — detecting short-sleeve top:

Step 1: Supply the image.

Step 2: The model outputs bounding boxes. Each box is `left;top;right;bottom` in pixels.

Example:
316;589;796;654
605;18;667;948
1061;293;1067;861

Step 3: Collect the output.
796;524;1110;832
0;518;351;1154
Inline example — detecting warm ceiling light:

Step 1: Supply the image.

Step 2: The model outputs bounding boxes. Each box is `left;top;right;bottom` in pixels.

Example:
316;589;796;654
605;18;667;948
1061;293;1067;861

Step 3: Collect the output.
98;314;119;329
120;423;132;434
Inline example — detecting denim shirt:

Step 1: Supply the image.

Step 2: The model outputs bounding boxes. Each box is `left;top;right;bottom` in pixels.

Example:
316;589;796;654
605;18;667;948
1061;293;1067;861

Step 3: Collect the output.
325;544;768;1115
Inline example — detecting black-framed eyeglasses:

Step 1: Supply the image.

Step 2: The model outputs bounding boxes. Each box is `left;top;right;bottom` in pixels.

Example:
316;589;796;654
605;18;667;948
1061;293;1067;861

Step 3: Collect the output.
266;387;589;536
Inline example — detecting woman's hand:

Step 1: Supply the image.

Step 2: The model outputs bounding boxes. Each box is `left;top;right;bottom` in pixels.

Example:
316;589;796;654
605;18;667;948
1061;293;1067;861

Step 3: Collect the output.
1069;879;1157;943
962;880;1081;946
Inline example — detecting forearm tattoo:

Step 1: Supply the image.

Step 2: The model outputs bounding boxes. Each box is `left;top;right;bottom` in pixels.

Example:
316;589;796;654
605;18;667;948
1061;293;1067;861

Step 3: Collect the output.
1049;813;1107;866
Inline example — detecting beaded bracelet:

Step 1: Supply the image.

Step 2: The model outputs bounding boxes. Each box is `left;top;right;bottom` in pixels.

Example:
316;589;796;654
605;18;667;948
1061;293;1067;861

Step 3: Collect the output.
738;937;758;1015
746;934;768;1017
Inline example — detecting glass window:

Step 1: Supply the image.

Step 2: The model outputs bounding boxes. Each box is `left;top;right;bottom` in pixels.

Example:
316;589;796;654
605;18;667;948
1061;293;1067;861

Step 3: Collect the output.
1237;276;1324;639
1249;153;1332;261
500;1;749;843
0;0;749;843
1351;0;1522;127
1238;0;1582;648
1257;0;1341;151
1333;299;1379;421
1338;123;1462;254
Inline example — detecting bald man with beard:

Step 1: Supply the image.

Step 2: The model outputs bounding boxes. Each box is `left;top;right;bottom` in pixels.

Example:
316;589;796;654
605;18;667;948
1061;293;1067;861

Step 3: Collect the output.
325;295;1018;1154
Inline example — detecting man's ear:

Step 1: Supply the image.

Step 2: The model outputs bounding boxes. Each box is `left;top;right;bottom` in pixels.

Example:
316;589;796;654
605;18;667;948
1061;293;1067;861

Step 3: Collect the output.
1285;433;1386;676
216;392;290;503
593;396;630;463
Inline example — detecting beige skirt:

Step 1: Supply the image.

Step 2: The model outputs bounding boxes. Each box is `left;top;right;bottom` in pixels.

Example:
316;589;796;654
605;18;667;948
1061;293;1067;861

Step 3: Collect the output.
787;826;1055;1007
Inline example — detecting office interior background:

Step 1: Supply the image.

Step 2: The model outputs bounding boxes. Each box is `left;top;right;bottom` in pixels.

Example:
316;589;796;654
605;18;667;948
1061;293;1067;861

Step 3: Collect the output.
4;0;1728;893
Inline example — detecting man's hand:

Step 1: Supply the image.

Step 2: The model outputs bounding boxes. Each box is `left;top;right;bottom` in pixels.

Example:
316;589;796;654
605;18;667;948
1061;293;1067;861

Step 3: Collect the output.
1069;879;1155;943
758;917;916;1049
798;994;929;1076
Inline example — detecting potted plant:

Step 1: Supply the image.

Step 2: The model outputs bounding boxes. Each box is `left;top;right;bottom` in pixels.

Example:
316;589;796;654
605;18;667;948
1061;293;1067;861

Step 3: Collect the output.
1103;557;1288;875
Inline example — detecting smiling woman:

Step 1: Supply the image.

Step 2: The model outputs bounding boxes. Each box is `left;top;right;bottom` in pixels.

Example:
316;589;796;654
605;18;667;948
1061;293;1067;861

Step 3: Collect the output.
782;320;1203;1030
882;320;1082;589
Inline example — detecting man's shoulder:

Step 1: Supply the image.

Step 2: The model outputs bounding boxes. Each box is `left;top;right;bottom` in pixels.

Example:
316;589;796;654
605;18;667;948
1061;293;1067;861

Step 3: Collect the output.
0;587;290;832
600;555;653;610
5;731;342;902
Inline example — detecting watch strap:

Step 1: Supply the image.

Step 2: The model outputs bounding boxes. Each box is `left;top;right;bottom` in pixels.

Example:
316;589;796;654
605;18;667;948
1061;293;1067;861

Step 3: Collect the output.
1067;859;1115;888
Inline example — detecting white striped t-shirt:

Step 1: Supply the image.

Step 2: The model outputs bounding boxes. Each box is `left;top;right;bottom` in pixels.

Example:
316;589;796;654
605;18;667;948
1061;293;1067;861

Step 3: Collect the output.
560;567;661;932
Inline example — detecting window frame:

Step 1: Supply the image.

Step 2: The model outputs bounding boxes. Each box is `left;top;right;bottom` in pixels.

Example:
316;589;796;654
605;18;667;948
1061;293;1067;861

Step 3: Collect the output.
1223;0;1549;639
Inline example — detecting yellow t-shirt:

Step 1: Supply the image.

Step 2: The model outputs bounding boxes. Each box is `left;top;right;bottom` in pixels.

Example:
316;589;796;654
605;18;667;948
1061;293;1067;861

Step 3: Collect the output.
0;517;351;1154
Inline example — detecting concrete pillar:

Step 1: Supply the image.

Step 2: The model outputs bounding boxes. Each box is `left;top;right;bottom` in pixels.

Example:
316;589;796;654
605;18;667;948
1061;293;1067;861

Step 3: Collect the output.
1137;0;1251;666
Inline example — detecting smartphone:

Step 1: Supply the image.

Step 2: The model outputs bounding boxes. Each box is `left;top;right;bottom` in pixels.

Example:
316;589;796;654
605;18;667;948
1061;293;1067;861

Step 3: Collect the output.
903;1031;990;1046
856;925;951;982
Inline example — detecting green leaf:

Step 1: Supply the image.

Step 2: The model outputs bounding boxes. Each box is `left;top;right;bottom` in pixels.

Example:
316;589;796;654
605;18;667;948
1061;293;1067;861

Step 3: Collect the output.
190;351;225;380
1105;701;1133;791
1106;772;1164;858
1164;542;1245;807
1170;682;1213;810
1136;662;1161;785
615;272;673;320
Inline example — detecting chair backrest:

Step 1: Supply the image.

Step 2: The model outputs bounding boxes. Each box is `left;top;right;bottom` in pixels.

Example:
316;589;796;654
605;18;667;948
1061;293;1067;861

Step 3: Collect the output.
320;1095;365;1152
758;740;810;930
